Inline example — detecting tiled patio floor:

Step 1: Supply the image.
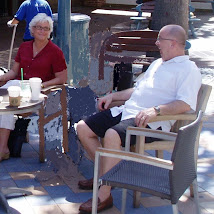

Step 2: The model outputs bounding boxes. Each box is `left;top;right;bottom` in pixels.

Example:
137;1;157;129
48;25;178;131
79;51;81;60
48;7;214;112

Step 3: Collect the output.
1;124;214;214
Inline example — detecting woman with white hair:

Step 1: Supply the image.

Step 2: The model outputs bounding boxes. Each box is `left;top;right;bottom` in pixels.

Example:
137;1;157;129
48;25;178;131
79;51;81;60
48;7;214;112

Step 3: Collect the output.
0;13;67;162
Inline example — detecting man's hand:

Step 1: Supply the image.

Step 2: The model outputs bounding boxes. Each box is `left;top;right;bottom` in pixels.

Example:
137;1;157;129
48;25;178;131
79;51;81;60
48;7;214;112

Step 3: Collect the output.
97;94;113;111
135;107;157;127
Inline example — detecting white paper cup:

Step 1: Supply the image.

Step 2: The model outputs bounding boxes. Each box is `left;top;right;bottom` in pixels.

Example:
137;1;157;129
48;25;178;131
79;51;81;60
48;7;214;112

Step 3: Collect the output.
7;86;21;106
29;77;42;101
7;86;21;97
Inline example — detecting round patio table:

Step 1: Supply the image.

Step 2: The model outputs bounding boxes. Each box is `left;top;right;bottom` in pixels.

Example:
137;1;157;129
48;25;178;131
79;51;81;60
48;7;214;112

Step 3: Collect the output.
0;88;44;115
0;88;44;213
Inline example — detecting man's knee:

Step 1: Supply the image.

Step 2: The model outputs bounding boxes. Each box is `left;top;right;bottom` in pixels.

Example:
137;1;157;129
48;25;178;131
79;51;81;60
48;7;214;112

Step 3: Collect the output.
103;129;121;149
76;120;95;139
76;120;88;137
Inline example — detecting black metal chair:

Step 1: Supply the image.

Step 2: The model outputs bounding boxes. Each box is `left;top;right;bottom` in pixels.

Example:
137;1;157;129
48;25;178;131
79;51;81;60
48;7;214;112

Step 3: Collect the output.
91;111;203;214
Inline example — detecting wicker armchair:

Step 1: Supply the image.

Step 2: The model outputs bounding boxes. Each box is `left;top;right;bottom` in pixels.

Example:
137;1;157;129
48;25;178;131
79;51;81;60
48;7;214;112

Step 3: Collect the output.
92;111;203;214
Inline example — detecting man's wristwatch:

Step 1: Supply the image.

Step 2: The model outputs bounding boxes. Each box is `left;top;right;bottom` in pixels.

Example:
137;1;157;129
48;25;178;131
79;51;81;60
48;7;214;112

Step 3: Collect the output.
154;106;161;116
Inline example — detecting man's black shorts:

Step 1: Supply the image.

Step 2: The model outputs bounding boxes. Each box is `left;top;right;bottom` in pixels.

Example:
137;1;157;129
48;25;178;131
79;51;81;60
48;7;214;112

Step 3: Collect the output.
84;110;161;147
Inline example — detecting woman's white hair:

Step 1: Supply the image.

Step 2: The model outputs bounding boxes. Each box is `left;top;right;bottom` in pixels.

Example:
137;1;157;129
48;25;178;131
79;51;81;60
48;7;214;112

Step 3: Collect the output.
29;13;53;37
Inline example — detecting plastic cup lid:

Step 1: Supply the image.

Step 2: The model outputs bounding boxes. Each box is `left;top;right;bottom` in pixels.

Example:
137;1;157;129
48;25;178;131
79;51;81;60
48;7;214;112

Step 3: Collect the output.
29;77;42;83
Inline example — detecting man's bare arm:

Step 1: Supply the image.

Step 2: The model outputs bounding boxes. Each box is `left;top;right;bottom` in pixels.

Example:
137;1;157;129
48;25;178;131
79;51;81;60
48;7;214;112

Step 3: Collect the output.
98;88;134;111
135;100;191;127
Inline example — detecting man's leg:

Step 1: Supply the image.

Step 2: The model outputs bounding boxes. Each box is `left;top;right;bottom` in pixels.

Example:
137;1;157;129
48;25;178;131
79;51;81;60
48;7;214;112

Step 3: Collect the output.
98;128;122;202
78;127;121;213
76;120;101;162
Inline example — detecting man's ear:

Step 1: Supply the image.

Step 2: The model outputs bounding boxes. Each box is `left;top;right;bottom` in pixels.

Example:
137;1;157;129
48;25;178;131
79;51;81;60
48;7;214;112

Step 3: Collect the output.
171;40;177;47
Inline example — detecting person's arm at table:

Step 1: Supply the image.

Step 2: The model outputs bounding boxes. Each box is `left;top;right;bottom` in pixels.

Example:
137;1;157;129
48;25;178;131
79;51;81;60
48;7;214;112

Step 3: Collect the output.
41;69;67;88
0;62;19;82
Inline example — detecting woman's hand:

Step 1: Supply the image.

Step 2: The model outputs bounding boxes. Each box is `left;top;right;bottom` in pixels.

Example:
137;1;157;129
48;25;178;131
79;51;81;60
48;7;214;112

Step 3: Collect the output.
97;94;113;111
135;107;157;127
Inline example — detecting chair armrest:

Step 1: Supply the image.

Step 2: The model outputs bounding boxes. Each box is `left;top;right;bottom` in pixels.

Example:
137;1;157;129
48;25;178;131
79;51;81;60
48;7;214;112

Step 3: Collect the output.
149;113;209;122
96;147;173;170
41;84;67;95
127;126;177;141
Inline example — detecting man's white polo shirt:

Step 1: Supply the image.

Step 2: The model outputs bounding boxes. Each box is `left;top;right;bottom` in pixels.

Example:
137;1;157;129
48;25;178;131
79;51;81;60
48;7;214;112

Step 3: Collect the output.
110;55;202;132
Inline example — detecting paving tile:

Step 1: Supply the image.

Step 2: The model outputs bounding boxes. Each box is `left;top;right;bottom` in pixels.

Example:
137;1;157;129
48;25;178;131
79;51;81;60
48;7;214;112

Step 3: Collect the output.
62;165;86;193
25;194;56;206
200;208;213;214
198;174;214;195
21;158;53;172
19;186;48;196
21;151;39;159
7;196;35;214
0;178;17;188
1;158;31;172
57;203;82;214
199;202;214;214
34;170;65;187
198;165;214;175
140;196;170;208
178;195;201;214
111;188;150;214
0;172;11;181
14;178;41;188
75;191;93;203
77;156;94;179
9;172;37;180
147;205;176;214
44;185;81;204
22;142;35;152
33;204;63;214
0;164;7;173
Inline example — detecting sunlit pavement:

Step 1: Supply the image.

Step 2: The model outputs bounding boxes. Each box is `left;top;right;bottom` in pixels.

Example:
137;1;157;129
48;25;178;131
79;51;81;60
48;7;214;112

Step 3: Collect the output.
1;8;214;214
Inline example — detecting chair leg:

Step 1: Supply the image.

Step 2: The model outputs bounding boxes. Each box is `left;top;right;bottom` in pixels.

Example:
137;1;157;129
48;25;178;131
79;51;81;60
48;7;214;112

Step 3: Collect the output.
133;135;144;207
60;85;69;153
156;150;164;159
190;183;194;197
121;189;127;214
136;21;141;30
172;204;179;214
189;21;197;38
38;104;45;163
133;191;141;208
192;179;201;214
92;152;101;214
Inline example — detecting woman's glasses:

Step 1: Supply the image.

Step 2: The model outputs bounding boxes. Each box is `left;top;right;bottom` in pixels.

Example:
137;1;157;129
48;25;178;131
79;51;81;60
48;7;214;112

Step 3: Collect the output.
33;25;50;31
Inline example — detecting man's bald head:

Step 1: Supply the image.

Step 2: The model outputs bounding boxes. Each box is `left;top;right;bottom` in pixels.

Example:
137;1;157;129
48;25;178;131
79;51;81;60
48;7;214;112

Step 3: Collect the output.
161;25;187;47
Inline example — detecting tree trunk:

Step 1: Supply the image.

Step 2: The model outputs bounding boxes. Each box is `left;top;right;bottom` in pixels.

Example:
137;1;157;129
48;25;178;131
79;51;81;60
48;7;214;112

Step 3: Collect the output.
151;0;188;33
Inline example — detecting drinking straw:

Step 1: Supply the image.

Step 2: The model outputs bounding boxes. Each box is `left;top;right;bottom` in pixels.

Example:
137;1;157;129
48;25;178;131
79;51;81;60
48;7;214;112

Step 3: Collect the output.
21;68;24;81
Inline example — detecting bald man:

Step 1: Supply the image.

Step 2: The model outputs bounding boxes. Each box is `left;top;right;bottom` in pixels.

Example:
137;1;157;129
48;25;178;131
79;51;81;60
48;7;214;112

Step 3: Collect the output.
77;24;202;213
